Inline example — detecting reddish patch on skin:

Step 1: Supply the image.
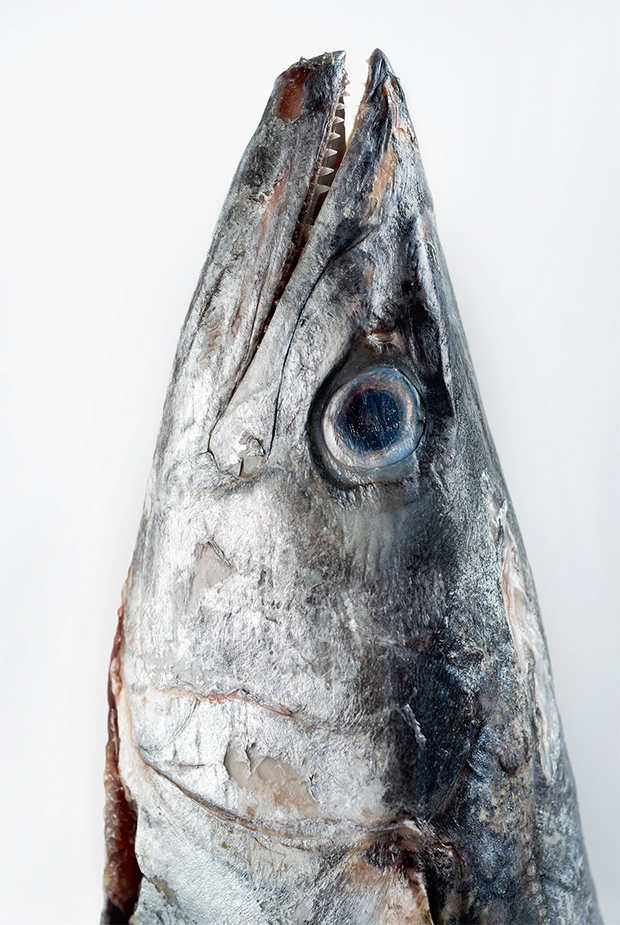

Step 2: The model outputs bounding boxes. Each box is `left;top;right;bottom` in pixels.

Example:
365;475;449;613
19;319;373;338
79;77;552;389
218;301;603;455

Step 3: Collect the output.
363;261;376;285
273;64;313;122
166;685;298;718
102;573;142;921
363;141;398;225
384;78;416;144
351;840;434;925
256;170;289;248
229;168;289;338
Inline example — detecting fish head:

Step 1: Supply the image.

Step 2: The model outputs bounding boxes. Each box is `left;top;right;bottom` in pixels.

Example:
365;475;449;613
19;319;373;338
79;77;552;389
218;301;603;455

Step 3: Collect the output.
122;50;531;843
107;49;601;925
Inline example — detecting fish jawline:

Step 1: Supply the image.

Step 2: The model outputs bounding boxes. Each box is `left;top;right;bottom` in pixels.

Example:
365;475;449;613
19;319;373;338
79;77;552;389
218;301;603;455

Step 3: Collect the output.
143;755;425;847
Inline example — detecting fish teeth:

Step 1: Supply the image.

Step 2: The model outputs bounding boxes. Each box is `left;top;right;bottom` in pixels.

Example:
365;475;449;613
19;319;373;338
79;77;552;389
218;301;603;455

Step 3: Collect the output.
328;132;340;142
324;148;338;158
318;166;334;177
332;115;345;124
315;183;330;194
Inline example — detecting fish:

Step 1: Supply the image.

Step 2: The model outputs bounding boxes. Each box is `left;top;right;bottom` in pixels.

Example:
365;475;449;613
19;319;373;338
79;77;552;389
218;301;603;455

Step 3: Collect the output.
101;49;602;925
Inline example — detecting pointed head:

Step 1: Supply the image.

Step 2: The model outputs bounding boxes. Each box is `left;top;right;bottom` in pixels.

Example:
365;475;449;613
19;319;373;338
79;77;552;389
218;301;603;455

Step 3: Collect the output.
124;49;508;839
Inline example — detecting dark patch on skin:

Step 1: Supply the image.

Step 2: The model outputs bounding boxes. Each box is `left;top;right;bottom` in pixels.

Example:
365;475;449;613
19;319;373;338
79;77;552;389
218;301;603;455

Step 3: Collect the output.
327;216;368;262
364;836;426;876
401;274;431;328
102;580;142;923
380;654;479;820
498;741;529;775
346;494;482;821
399;262;446;384
361;830;473;924
436;729;543;924
273;63;314;123
100;897;131;925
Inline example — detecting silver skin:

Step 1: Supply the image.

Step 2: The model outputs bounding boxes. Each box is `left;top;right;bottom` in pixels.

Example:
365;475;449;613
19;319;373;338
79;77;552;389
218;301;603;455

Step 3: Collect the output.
104;50;601;924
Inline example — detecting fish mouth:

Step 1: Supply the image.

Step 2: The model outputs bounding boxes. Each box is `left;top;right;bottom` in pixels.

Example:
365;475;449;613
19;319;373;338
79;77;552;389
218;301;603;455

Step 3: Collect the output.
133;682;423;843
189;48;414;477
266;48;400;293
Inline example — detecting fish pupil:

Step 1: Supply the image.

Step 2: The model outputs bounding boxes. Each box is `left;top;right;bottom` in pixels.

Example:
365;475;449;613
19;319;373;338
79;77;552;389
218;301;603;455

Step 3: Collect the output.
337;388;402;453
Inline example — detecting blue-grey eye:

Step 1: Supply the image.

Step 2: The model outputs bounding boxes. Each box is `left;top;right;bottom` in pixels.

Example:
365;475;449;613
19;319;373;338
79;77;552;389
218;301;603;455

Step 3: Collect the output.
321;367;425;472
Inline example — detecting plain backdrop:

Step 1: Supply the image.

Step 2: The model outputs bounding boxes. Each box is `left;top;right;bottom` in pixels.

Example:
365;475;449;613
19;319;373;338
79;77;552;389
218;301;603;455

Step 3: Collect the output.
1;2;618;922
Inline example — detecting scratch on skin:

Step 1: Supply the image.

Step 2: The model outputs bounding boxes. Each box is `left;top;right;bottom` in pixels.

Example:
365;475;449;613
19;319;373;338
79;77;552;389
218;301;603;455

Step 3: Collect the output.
161;684;300;719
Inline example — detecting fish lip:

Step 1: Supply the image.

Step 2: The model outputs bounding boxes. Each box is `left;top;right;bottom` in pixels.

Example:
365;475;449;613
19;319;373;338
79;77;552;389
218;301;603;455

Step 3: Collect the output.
266;47;403;296
360;48;398;107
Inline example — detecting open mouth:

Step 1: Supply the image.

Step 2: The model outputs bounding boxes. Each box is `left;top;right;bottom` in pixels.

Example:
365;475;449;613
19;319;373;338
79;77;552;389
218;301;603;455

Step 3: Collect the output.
264;47;394;323
304;94;347;228
271;67;349;306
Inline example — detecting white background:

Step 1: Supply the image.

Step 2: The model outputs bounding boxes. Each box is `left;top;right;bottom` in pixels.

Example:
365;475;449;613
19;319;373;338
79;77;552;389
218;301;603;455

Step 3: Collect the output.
1;2;618;922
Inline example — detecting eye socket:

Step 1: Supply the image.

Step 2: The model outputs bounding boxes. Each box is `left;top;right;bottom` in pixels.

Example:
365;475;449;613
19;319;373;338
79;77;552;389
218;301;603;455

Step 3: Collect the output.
320;367;425;474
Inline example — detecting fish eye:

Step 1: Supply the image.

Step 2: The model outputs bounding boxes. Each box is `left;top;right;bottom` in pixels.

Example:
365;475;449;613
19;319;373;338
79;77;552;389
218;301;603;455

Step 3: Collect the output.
320;367;425;475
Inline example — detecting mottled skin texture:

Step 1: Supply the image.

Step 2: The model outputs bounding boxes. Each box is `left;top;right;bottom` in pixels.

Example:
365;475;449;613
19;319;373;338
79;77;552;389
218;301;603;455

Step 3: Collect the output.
102;50;601;924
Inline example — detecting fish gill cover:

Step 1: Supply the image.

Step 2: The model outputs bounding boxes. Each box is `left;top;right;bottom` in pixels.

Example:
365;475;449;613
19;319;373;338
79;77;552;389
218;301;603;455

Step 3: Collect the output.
101;50;601;925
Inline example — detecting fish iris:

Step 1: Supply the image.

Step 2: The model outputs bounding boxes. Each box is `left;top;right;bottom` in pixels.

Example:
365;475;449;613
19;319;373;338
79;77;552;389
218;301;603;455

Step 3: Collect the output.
321;367;425;474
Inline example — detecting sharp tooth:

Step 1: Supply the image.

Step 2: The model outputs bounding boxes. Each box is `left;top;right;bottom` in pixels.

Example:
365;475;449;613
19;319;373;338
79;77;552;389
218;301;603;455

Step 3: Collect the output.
324;148;338;157
328;132;340;141
336;103;345;111
333;116;345;124
342;91;350;97
318;166;334;177
316;184;330;193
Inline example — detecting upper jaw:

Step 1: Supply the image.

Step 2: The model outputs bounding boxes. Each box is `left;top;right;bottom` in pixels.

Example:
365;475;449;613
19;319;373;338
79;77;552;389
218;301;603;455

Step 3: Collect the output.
158;52;348;452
